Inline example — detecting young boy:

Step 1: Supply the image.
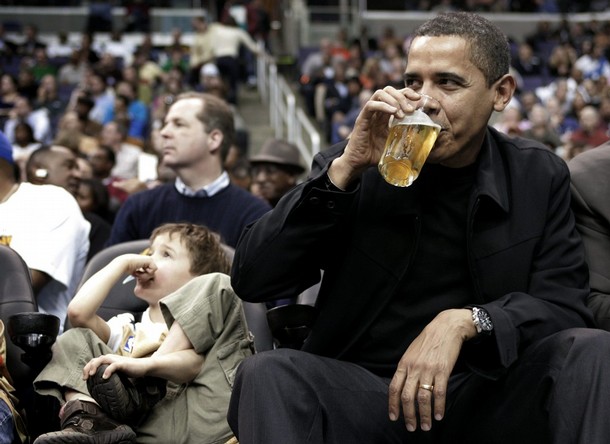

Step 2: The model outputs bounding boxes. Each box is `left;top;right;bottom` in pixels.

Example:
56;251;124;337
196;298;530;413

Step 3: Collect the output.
33;223;254;444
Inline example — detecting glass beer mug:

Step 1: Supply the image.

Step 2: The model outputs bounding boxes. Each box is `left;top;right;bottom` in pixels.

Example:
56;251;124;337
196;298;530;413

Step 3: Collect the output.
378;94;441;187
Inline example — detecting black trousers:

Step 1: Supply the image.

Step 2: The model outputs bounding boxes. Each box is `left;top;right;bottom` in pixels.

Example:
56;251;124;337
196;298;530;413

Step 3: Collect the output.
228;328;610;444
216;55;240;105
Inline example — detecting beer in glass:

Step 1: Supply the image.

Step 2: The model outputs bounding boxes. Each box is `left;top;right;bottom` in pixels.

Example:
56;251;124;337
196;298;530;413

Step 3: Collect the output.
378;95;441;187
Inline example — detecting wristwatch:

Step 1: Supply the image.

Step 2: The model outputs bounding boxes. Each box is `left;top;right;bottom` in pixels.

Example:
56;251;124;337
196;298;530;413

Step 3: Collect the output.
471;307;493;335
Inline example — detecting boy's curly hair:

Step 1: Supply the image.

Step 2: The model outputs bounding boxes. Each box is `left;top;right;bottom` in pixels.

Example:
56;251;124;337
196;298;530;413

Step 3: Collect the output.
150;223;231;276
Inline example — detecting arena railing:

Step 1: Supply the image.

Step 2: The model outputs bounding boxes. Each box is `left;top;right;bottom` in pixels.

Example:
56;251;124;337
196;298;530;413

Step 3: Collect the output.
256;44;322;168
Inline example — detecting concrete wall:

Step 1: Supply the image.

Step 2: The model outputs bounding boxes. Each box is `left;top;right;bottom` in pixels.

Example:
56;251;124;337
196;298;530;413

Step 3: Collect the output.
360;11;610;44
4;6;610;54
0;6;201;34
303;10;610;48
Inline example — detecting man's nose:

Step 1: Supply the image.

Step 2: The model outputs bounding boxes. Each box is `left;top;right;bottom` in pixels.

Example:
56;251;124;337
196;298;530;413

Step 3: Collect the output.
419;93;440;113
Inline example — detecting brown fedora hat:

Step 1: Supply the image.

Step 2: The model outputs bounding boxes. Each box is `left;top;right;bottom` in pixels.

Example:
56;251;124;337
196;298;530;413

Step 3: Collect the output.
250;138;305;174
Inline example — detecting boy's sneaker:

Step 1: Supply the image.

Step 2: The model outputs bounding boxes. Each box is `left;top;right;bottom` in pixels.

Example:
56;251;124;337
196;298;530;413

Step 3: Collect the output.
87;364;167;425
33;399;136;444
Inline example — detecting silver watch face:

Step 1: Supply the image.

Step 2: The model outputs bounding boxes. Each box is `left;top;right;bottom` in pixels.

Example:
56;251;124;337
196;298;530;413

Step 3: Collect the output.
473;307;493;333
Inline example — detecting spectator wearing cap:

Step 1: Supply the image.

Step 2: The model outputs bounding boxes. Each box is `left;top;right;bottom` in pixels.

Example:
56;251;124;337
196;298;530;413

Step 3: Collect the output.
250;138;306;207
199;62;228;99
0;130;90;333
201;62;220;78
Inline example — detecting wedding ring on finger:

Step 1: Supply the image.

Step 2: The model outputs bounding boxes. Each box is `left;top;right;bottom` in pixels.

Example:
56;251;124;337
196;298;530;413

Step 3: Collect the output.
419;384;434;392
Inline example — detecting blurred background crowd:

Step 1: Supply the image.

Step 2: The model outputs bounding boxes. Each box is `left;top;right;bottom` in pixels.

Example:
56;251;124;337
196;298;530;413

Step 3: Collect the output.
1;0;610;229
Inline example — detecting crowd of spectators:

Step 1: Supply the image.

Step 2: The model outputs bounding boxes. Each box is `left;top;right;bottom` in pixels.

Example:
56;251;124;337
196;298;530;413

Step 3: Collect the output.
401;0;608;13
2;7;610;242
8;0;606;12
0;5;268;231
297;15;610;161
1;11;610;227
5;15;582;260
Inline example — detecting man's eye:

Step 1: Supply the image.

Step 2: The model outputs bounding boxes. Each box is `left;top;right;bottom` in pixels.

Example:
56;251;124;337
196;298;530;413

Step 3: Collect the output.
404;79;421;89
439;77;464;88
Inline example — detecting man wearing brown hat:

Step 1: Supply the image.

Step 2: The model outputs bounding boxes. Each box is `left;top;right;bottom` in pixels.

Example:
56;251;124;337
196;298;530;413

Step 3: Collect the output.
250;138;305;207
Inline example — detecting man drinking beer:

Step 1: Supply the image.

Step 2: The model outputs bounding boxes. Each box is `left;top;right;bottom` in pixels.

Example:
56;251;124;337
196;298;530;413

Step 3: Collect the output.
228;12;610;444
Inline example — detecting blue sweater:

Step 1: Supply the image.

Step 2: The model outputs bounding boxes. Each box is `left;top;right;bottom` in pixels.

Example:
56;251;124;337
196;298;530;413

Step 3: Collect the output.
107;182;271;247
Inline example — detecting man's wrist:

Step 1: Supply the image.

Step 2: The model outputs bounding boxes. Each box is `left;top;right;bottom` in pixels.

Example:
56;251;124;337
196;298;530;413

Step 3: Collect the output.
327;157;364;191
437;309;478;341
324;171;346;192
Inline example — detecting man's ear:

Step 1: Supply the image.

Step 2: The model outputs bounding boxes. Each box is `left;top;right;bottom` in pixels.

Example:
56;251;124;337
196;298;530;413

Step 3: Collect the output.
493;74;517;113
206;129;224;156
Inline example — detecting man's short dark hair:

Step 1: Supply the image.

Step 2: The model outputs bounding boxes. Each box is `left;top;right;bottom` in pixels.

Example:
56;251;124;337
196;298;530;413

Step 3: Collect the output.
410;12;510;87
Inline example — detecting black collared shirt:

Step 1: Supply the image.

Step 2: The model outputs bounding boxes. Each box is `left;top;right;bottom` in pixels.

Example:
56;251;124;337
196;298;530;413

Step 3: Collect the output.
349;162;478;376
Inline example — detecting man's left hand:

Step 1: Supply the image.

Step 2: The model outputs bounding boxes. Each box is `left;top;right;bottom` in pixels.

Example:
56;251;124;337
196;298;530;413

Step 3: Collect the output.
388;308;477;432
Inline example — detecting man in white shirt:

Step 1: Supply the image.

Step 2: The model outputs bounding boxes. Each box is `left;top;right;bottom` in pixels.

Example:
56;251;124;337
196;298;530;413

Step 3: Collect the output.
208;17;261;104
0;130;90;332
189;15;214;85
46;31;75;59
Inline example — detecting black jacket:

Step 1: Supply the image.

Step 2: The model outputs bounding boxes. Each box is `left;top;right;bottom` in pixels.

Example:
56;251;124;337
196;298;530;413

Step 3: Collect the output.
232;127;594;376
